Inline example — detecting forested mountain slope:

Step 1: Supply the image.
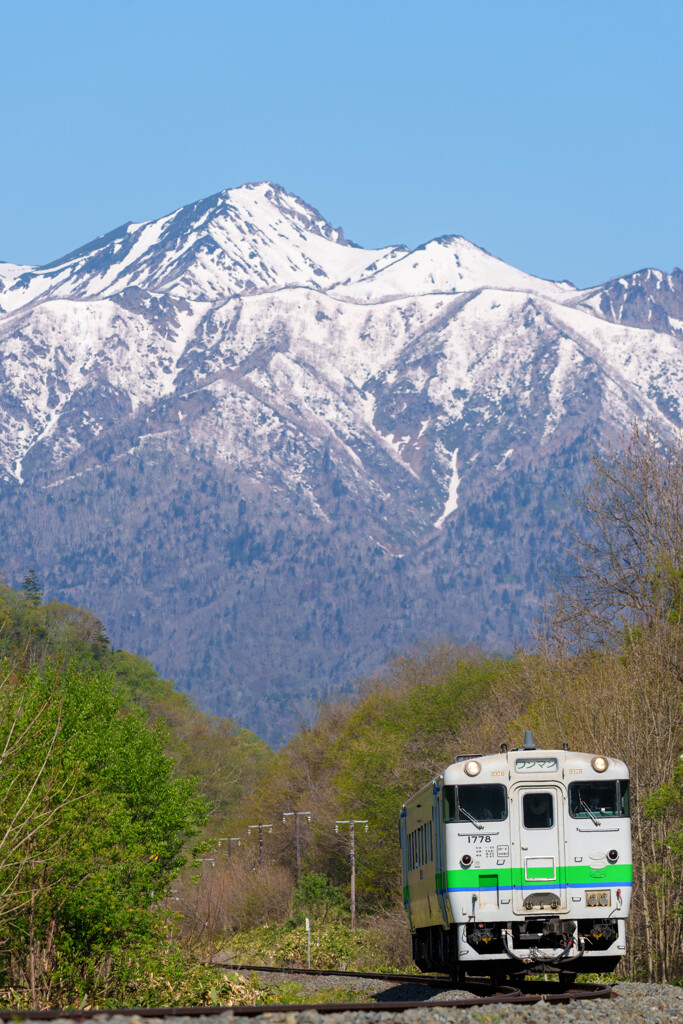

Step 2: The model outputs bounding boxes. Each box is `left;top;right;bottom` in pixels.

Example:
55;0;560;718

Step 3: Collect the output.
0;581;271;817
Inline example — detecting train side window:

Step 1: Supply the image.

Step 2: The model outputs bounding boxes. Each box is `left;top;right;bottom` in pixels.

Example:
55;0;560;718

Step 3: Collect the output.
619;779;630;817
429;821;433;861
523;791;554;828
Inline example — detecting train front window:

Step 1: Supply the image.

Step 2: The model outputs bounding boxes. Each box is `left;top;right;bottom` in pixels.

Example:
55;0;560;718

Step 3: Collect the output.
523;791;554;828
569;780;625;818
443;784;507;823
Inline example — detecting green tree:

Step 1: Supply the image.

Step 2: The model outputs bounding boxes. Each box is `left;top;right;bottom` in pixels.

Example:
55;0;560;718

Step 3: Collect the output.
22;570;42;607
0;661;208;1003
291;872;347;925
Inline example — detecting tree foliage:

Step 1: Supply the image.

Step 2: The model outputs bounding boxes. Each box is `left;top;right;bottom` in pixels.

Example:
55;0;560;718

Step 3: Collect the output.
0;661;209;1004
232;645;515;907
0;581;272;1006
542;421;683;650
0;583;272;825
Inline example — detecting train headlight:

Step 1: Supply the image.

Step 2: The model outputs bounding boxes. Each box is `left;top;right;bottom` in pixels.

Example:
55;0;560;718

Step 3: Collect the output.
464;760;481;777
591;755;608;773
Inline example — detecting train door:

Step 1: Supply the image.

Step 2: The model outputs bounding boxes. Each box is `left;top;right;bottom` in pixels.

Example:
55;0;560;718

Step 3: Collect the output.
511;785;567;914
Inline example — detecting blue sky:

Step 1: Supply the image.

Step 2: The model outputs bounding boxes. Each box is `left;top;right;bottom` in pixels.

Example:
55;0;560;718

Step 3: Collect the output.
2;0;681;287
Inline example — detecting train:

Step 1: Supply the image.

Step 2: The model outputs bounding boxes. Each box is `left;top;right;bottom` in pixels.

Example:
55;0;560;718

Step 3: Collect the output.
399;732;631;982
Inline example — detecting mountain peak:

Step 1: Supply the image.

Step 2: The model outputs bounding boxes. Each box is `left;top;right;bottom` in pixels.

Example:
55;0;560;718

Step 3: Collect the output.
0;182;384;312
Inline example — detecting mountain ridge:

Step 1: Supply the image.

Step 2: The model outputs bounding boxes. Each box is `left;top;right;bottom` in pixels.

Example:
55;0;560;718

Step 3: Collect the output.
1;182;682;743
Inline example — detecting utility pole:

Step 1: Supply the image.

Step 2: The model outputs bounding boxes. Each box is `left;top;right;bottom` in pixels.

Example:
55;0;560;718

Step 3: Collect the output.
247;824;273;867
335;818;368;931
282;811;311;882
217;837;242;859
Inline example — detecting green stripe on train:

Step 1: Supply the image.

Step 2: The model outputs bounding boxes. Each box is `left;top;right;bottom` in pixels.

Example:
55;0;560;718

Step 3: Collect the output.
406;863;632;902
442;863;633;889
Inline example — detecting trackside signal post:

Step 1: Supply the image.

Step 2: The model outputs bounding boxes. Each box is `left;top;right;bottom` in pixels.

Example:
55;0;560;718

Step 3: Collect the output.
335;818;368;930
282;810;311;882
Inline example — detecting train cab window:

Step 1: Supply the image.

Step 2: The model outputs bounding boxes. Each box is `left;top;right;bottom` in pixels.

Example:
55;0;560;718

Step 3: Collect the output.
569;780;629;819
443;784;507;823
523;791;554;829
444;786;456;822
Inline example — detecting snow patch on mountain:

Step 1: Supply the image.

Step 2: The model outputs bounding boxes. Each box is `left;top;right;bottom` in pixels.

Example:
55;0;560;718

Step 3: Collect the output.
435;448;460;528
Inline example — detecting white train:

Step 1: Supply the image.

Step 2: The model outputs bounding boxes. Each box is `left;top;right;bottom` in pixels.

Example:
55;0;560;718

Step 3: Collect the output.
399;732;631;981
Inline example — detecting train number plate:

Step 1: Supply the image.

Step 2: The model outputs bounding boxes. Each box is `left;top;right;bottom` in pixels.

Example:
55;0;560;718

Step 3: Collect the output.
585;889;611;908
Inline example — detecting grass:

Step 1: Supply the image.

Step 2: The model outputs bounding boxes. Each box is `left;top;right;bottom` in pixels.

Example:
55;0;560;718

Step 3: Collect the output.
226;920;412;973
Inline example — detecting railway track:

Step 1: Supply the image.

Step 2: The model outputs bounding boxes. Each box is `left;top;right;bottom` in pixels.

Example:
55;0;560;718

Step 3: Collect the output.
0;965;617;1019
214;961;616;1001
212;962;458;986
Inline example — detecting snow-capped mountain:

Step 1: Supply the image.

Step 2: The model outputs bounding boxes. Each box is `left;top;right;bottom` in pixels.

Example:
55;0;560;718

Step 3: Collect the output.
1;182;682;743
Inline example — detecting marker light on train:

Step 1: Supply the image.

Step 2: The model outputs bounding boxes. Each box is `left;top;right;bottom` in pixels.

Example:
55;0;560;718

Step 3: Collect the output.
461;854;473;867
464;760;481;777
607;849;619;863
591;755;608;773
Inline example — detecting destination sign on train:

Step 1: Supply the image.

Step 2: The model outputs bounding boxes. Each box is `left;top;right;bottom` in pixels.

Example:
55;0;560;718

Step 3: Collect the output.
514;757;559;772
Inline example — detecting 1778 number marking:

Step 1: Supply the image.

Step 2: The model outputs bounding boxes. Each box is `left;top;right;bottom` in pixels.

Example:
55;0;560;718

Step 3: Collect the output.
467;835;492;843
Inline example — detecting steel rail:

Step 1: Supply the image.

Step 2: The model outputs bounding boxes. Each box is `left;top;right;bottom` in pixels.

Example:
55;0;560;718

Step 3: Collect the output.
211;963;455;986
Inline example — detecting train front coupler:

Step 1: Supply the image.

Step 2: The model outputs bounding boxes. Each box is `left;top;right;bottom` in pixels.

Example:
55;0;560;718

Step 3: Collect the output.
501;921;585;971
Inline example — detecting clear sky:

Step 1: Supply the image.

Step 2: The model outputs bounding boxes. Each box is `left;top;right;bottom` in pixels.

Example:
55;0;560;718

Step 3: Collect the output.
2;0;681;287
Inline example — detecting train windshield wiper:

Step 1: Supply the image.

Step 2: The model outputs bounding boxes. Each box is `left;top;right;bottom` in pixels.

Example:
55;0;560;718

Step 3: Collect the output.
458;805;484;831
580;797;601;826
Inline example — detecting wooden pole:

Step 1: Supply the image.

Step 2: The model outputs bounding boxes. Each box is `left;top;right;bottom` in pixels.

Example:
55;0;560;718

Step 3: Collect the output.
335;819;368;932
248;824;273;868
349;818;356;931
282;812;311;883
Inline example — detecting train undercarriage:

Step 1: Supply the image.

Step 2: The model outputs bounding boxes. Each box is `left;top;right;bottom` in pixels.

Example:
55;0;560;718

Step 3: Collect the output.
411;919;622;982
